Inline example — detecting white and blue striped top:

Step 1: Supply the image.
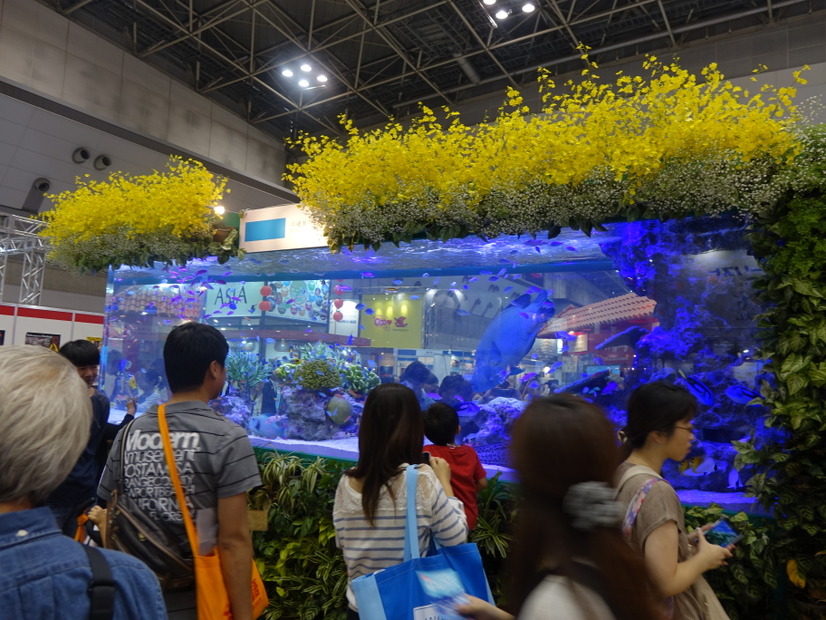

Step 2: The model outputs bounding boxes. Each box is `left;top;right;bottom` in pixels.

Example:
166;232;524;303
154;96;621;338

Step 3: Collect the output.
333;463;468;610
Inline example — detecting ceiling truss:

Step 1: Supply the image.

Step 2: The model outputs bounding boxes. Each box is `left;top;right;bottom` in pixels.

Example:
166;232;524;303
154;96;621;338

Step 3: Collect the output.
43;0;824;141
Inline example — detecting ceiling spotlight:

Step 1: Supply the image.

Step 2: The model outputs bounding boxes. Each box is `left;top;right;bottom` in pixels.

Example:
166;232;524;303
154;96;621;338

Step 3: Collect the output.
522;2;536;12
213;205;225;216
298;78;310;87
495;8;509;19
281;68;294;77
483;0;496;4
300;63;312;72
316;74;328;83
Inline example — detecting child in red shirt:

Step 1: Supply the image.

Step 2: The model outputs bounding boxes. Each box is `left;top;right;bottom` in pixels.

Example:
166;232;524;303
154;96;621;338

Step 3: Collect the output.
423;402;488;530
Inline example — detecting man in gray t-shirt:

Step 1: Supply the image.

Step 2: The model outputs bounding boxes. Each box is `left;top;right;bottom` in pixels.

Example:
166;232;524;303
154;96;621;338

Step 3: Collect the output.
99;323;261;620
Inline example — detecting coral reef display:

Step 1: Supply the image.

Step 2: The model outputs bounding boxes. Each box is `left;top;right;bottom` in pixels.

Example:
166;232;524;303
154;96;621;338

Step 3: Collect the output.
102;217;770;497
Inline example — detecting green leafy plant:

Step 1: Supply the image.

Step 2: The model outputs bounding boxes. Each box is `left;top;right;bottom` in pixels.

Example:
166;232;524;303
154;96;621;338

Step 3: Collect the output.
684;505;778;619
250;453;350;620
470;473;516;602
736;123;826;617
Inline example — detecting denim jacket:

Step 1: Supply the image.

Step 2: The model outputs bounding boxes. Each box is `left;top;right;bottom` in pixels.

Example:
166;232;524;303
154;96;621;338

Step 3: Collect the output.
0;507;167;619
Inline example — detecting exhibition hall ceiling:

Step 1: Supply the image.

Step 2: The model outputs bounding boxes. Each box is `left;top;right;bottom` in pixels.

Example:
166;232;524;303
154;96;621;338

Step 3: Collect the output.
43;0;826;139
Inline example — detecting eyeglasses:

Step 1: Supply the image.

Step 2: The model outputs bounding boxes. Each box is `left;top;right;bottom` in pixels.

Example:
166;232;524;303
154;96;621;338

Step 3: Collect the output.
673;425;694;433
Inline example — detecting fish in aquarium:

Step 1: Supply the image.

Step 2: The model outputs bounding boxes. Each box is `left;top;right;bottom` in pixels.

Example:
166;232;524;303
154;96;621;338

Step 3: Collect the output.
724;384;760;405
471;290;555;393
678;455;716;476
595;325;649;350
555;370;611;395
678;373;715;407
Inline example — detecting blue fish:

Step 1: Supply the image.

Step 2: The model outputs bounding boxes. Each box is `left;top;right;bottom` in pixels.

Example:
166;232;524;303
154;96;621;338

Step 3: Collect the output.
471;291;555;392
725;385;760;405
679;374;715;407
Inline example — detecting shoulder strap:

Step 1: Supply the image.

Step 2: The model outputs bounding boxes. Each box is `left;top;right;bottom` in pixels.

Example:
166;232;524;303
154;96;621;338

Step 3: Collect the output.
616;465;666;539
157;403;201;554
615;464;661;493
82;545;115;620
403;465;420;562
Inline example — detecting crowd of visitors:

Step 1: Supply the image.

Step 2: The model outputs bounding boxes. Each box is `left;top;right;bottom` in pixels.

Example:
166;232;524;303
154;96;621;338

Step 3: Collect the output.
0;335;734;620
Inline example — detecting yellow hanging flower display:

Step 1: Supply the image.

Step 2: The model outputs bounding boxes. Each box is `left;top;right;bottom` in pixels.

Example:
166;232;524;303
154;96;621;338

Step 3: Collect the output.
39;156;242;271
285;56;806;252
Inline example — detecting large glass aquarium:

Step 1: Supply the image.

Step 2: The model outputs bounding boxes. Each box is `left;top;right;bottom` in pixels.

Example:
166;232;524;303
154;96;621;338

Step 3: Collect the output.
102;215;772;508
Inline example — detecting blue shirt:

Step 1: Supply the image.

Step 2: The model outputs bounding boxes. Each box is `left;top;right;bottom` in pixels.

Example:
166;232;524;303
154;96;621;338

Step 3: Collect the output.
0;507;167;620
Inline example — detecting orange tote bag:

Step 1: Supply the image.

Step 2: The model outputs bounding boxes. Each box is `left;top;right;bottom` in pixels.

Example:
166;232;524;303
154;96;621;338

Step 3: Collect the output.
158;404;269;619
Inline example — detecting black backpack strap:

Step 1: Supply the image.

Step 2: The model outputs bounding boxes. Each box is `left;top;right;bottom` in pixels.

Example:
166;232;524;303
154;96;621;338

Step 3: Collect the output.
82;545;115;620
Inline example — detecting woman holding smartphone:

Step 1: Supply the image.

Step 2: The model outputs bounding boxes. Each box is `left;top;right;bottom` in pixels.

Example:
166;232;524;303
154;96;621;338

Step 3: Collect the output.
616;381;732;619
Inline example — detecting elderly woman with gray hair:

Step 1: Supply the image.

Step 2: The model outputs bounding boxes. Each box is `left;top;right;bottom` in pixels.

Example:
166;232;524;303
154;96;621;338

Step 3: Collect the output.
0;345;166;619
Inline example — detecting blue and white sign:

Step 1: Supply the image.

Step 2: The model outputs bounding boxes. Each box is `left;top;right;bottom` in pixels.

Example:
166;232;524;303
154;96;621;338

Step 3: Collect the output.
240;203;328;253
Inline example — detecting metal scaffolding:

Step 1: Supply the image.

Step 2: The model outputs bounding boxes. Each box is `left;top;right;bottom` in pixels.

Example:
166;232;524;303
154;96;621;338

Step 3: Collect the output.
0;213;47;306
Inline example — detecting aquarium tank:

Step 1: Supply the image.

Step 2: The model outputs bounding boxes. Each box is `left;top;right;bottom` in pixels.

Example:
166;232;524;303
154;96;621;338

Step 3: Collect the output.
101;214;773;509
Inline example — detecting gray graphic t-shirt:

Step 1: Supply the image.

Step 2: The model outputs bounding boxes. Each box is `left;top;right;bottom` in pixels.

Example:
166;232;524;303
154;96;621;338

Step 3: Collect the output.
99;401;261;554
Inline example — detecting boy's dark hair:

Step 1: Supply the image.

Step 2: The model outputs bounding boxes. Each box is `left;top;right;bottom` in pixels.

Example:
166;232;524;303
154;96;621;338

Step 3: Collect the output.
58;340;100;367
423;401;459;446
163;322;228;393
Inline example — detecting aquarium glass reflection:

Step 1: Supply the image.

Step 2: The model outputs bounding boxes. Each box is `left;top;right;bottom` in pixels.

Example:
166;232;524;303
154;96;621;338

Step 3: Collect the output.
102;216;771;504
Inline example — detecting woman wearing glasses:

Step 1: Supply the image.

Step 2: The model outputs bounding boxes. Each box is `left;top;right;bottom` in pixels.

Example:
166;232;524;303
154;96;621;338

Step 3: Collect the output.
616;381;732;619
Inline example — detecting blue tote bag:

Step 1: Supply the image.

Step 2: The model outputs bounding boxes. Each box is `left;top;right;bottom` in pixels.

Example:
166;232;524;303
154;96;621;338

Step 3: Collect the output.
350;465;494;620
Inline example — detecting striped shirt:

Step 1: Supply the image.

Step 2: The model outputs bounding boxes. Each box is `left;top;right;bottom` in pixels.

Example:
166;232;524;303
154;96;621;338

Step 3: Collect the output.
333;464;468;610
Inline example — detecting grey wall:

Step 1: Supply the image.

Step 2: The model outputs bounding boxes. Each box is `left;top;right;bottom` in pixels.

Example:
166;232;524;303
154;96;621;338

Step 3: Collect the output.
0;0;286;183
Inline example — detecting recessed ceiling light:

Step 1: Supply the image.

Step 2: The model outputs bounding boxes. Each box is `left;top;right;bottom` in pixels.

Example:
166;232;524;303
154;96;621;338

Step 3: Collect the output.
298;78;310;87
483;0;496;4
300;63;312;72
317;74;328;83
281;69;293;78
522;2;536;12
495;9;509;19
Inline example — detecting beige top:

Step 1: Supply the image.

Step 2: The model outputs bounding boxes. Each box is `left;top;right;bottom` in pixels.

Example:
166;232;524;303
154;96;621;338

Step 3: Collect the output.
615;462;727;620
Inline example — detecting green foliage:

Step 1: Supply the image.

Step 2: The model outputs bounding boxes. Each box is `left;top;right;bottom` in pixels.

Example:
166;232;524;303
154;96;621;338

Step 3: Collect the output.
469;473;517;602
736;123;826;615
293;360;341;392
684;505;779;619
249;453;519;619
250;453;350;620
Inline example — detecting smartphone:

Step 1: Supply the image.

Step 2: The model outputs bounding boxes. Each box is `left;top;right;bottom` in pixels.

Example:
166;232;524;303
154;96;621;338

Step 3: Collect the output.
420;452;431;465
705;518;742;547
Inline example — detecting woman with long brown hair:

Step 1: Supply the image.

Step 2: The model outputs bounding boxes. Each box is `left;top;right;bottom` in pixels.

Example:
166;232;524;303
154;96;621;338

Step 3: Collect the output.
333;382;467;619
459;395;660;619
